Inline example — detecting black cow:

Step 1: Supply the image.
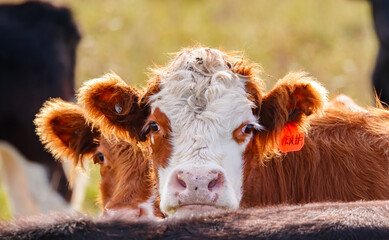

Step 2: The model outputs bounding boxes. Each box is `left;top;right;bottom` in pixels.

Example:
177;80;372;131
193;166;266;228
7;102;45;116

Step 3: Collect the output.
370;0;389;105
0;1;80;202
1;201;389;240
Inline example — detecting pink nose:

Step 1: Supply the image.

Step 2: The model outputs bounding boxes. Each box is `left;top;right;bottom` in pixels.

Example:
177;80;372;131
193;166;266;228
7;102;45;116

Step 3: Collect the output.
171;169;225;205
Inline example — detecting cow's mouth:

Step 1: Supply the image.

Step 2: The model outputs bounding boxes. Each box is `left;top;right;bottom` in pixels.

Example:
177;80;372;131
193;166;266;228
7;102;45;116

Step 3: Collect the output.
170;204;222;217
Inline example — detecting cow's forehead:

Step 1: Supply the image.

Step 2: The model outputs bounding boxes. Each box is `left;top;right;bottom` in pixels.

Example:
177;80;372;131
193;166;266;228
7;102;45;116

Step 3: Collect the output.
149;48;256;133
164;48;230;77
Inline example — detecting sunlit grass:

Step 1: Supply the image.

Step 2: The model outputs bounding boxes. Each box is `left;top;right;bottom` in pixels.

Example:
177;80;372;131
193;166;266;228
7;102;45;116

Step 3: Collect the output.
81;163;102;216
0;184;11;221
0;0;378;219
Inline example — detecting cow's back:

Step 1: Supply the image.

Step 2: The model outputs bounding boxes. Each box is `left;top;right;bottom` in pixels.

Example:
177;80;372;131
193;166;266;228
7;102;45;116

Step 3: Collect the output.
306;104;389;200
242;103;389;207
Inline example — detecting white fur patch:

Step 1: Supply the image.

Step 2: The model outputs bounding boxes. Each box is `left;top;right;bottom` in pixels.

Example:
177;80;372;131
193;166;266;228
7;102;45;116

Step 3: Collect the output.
103;194;156;219
149;48;258;216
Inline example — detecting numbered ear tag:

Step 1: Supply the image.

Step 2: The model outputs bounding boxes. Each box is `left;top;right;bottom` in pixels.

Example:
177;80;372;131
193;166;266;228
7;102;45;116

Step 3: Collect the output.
278;123;305;153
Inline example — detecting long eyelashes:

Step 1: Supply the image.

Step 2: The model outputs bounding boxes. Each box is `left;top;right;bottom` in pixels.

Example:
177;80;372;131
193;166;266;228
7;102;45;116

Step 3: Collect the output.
141;121;160;137
242;124;254;134
241;122;265;134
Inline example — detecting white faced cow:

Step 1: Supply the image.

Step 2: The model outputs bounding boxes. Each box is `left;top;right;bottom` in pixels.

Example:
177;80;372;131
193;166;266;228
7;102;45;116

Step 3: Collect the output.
73;47;389;217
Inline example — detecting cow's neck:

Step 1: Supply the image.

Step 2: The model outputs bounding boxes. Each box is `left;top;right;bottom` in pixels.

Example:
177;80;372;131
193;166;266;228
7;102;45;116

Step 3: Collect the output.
240;135;320;207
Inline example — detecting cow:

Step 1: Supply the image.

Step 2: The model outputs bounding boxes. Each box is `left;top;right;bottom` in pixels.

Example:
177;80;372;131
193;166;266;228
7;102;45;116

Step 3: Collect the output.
0;0;81;214
1;200;389;239
34;98;160;217
76;47;389;217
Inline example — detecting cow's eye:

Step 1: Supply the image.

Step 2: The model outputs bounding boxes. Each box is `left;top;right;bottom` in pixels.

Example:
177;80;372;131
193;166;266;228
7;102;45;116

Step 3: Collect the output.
150;122;160;132
93;153;105;164
241;124;254;134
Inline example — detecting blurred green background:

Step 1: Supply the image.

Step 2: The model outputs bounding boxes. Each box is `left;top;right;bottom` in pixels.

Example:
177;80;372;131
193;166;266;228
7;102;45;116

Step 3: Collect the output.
0;0;377;220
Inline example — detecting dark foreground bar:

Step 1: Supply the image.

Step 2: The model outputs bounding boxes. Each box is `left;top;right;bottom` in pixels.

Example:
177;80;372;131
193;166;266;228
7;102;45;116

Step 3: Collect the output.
1;201;389;240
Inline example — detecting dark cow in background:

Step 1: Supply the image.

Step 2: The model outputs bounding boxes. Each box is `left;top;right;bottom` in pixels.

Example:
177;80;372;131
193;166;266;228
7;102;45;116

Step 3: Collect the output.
0;0;80;215
1;201;389;239
369;0;389;104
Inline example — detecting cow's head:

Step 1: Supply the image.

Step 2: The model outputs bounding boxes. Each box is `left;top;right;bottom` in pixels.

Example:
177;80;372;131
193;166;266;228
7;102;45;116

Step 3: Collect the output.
34;99;156;217
79;48;327;216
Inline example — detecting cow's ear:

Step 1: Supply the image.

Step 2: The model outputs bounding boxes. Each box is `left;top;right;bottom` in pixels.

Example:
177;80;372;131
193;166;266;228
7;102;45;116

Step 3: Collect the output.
78;73;149;142
34;98;99;168
258;72;327;153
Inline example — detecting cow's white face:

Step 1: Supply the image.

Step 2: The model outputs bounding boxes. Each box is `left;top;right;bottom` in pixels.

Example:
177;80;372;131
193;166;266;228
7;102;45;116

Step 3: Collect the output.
146;48;262;216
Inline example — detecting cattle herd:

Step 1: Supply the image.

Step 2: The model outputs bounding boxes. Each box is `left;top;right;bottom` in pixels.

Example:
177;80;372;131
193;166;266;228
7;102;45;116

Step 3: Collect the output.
4;47;385;239
1;1;389;239
35;47;389;217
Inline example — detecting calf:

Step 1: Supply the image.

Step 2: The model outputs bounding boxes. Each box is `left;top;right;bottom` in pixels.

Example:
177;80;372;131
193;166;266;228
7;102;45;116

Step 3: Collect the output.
34;99;159;217
1;201;389;239
78;47;389;217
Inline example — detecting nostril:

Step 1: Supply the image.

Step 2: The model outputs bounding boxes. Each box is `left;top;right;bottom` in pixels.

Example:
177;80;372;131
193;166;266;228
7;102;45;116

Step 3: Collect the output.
208;179;218;190
177;177;187;189
208;172;223;191
175;171;187;189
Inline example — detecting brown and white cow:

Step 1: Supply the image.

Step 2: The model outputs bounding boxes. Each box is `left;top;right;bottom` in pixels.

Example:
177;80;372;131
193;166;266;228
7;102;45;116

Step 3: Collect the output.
34;98;160;217
78;48;389;217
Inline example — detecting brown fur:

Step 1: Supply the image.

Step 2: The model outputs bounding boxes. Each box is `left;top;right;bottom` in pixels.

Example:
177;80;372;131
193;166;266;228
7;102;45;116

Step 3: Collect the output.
241;96;389;207
257;72;328;159
77;73;149;142
35;99;161;216
233;122;250;144
34;99;99;169
226;52;265;117
96;138;155;213
143;107;172;170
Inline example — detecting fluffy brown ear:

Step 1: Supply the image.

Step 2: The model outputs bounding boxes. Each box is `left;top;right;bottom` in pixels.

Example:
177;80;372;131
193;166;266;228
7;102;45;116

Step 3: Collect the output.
258;72;328;155
34;98;99;168
77;73;149;142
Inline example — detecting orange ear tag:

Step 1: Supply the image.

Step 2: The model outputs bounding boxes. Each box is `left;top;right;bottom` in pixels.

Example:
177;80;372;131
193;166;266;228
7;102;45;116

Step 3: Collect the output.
278;123;305;153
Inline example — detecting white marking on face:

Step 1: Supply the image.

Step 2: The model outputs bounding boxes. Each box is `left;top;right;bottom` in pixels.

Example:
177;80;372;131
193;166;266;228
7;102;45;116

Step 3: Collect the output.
148;48;259;215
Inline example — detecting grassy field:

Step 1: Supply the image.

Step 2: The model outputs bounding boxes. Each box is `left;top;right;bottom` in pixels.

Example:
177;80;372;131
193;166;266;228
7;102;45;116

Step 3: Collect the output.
0;0;377;220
